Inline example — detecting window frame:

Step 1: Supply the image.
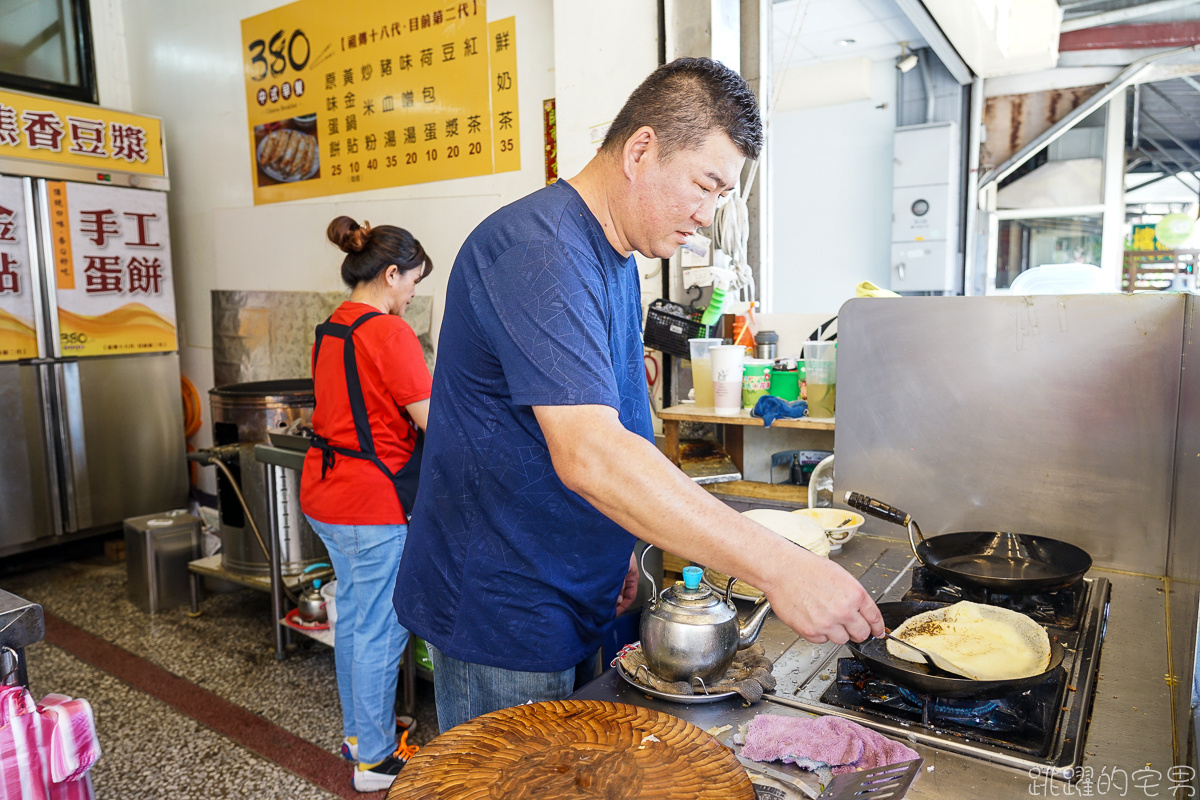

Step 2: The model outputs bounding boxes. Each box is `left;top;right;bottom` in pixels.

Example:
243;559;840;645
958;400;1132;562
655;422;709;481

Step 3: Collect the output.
0;0;98;105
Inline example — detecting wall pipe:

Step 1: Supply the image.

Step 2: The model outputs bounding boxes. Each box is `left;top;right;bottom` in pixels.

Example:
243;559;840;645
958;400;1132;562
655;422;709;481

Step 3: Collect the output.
963;75;984;295
918;49;936;123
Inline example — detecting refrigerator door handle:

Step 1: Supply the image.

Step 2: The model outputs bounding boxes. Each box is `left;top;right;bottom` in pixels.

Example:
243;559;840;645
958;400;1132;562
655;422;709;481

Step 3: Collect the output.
34;363;65;537
30;180;61;359
53;361;91;532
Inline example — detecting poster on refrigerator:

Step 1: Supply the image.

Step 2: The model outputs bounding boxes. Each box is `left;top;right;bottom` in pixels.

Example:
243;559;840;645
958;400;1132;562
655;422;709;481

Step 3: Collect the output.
240;0;520;205
0;175;37;361
49;182;177;356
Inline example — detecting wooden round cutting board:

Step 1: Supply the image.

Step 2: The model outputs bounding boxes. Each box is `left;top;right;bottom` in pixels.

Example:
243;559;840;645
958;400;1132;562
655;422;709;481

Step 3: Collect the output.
386;699;754;800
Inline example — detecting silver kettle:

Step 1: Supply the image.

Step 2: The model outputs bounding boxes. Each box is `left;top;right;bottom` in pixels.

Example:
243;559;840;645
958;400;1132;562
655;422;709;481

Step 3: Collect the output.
297;562;330;623
639;553;772;684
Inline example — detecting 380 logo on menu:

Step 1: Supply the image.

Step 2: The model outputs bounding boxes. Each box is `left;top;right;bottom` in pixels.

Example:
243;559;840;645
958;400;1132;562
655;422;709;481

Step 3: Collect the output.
246;29;311;80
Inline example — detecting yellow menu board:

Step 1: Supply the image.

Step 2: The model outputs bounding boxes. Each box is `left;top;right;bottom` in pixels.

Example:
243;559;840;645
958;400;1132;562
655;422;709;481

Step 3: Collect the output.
0;88;165;177
241;0;520;204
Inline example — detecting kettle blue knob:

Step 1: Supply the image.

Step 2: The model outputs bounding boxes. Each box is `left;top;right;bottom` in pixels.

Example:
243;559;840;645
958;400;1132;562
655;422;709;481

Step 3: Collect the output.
682;566;703;590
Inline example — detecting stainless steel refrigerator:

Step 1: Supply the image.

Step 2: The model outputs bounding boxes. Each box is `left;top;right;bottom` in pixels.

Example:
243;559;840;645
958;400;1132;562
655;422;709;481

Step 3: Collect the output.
0;173;186;557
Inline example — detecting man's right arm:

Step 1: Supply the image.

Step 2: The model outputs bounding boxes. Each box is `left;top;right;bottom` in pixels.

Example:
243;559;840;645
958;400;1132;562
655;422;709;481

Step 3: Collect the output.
533;402;884;644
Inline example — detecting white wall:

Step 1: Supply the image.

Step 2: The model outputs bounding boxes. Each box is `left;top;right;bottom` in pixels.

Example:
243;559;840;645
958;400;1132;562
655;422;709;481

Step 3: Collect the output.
770;59;897;316
87;0;660;481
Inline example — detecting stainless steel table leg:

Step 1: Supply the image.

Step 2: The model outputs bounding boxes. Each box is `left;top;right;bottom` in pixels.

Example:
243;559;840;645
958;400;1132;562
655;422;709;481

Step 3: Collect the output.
188;572;201;617
264;462;286;661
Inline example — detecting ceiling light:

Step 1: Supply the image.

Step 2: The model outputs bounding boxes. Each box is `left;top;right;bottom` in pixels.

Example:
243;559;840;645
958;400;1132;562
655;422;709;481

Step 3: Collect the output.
837;38;856;46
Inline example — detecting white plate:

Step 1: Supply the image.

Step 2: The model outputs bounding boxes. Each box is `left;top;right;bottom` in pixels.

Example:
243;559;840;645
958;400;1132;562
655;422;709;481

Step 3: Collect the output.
256;129;320;183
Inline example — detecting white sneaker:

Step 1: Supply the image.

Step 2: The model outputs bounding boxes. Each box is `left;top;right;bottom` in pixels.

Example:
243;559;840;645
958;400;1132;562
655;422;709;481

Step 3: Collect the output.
352;732;418;793
340;716;417;762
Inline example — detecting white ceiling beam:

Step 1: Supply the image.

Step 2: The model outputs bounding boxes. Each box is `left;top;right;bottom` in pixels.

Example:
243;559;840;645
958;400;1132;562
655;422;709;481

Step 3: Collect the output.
893;0;973;84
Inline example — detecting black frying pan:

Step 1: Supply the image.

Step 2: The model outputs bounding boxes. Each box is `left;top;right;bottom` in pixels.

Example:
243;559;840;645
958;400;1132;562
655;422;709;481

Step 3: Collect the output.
846;601;1066;699
845;492;1092;594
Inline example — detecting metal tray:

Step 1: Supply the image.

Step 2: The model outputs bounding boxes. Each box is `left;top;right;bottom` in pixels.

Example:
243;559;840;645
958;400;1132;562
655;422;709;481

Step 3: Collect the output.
615;648;739;704
267;431;312;451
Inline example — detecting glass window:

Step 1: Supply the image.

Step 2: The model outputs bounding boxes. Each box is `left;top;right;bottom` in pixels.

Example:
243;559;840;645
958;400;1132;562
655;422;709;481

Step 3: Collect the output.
996;216;1103;290
0;0;96;104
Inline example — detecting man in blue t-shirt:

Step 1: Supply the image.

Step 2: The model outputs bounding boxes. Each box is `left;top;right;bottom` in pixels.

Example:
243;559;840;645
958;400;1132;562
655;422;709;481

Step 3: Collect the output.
395;57;884;733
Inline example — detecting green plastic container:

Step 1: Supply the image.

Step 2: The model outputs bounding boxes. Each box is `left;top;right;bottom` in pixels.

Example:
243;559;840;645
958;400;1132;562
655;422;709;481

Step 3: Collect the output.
414;638;433;672
768;368;799;401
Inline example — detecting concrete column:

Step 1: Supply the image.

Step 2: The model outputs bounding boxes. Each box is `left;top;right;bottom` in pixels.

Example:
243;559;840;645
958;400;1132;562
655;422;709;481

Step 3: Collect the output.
741;0;772;311
1100;90;1128;289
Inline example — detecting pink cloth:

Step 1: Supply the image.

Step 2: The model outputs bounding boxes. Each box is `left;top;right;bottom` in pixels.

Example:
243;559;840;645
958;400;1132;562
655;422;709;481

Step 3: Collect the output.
0;685;99;800
0;685;48;800
741;714;920;775
38;694;100;786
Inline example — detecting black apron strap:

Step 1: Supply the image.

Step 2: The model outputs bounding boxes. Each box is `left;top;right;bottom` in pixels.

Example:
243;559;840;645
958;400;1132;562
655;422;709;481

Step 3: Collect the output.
309;311;423;514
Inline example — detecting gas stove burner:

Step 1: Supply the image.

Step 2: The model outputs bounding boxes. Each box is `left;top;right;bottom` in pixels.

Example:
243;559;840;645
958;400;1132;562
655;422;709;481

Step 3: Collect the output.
823;658;1065;756
894;686;998;720
903;566;1088;631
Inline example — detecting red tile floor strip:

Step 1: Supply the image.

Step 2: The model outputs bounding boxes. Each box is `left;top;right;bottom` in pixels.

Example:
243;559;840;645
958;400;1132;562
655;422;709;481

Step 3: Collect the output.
42;611;375;799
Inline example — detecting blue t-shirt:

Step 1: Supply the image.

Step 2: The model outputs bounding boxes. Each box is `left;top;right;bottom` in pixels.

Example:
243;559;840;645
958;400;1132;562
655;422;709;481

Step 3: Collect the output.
393;180;654;672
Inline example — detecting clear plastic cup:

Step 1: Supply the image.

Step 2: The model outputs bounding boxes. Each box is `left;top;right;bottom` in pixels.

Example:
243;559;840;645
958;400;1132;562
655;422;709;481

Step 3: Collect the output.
688;337;722;408
803;341;837;418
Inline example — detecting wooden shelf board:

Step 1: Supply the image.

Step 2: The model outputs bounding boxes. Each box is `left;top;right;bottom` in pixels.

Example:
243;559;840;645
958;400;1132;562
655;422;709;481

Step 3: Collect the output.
703;480;810;504
658;404;834;430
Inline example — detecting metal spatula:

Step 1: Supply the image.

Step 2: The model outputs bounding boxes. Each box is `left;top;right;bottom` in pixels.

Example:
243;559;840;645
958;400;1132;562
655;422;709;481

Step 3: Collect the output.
882;633;982;681
819;758;924;799
739;754;924;800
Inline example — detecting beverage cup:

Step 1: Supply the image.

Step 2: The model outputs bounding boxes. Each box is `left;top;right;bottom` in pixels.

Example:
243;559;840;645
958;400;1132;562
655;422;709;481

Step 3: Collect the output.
803;341;836;418
710;344;745;416
688;337;722;408
742;359;773;409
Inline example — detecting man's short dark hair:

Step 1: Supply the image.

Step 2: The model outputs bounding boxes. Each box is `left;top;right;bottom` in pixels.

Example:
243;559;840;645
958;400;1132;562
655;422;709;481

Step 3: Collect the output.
601;57;762;162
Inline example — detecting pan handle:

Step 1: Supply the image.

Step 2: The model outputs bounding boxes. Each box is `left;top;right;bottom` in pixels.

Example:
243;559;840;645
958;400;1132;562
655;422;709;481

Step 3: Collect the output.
845;492;912;527
844;491;928;554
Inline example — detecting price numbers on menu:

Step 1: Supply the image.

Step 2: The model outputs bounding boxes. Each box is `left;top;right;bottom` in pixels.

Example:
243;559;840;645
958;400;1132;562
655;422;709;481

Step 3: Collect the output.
247;29;311;81
328;141;486;179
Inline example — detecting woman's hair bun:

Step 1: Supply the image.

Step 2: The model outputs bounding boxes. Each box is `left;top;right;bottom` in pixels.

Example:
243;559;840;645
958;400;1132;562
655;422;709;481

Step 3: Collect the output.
327;216;372;254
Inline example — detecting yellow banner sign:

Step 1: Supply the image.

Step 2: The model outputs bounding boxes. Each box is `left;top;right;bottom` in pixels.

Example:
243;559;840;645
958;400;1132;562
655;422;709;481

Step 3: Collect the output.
0;89;165;177
241;0;519;204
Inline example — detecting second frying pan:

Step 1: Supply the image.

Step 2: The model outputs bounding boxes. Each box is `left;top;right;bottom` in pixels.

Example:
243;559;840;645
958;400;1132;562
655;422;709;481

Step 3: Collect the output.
846;601;1066;699
845;492;1092;594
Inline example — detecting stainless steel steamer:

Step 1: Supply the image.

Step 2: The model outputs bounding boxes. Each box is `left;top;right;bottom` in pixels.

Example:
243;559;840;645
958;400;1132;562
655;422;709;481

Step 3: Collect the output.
209;379;328;577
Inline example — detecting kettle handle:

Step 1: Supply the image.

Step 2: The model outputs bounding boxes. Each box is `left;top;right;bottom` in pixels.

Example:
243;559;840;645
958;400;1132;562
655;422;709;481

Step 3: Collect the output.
639;544;659;608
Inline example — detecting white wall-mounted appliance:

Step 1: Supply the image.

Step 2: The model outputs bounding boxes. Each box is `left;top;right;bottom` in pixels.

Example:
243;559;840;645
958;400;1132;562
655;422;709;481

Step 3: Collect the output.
891;121;962;293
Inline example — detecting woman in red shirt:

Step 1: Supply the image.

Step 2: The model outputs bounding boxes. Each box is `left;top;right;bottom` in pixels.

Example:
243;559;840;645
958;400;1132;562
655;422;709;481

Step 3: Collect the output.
300;215;432;792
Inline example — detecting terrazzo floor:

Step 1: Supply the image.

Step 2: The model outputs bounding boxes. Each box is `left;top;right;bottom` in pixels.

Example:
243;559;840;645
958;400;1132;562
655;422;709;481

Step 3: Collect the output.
0;541;439;799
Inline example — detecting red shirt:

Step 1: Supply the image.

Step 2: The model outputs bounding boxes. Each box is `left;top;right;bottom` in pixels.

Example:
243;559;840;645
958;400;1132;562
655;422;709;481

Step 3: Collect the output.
300;302;432;524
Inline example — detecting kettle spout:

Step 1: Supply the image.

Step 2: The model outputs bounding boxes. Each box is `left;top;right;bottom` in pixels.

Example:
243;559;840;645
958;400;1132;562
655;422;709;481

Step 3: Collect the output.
737;599;773;649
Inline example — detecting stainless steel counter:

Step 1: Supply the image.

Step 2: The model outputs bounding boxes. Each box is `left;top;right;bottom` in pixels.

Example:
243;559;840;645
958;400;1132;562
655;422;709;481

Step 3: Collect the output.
570;535;1177;798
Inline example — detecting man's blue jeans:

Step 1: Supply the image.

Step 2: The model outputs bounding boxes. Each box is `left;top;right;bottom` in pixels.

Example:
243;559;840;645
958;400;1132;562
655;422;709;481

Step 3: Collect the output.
428;643;575;733
305;517;410;764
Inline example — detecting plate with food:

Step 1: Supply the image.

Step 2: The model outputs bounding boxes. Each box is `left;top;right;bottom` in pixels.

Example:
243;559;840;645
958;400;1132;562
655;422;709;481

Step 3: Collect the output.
257;128;319;183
